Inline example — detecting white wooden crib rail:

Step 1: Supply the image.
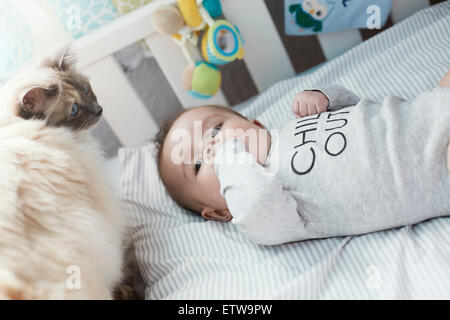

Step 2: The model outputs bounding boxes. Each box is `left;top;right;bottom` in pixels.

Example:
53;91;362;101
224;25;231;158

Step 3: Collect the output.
72;0;431;147
73;0;295;147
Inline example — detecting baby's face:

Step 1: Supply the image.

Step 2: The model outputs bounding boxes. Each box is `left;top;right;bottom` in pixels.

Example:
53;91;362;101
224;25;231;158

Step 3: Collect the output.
160;106;271;219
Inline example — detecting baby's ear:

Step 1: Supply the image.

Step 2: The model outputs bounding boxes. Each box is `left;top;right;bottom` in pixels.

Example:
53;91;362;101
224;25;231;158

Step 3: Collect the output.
19;85;58;119
201;208;232;222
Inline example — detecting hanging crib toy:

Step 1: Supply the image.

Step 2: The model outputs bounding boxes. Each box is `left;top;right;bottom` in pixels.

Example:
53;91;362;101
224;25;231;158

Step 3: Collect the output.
151;0;244;99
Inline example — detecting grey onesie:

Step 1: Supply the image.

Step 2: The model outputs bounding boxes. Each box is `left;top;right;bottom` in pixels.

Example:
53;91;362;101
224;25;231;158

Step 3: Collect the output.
214;85;450;245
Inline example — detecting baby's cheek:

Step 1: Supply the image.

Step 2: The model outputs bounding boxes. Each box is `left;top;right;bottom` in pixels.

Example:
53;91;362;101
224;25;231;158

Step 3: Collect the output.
198;163;218;186
199;164;226;207
214;133;224;150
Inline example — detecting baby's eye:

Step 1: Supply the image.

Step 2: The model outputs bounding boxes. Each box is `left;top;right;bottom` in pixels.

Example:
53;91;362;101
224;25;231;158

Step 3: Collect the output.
194;159;202;175
212;123;223;137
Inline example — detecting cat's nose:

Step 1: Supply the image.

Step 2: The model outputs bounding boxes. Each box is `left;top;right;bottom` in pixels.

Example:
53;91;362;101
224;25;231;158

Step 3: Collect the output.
90;103;103;117
95;106;103;116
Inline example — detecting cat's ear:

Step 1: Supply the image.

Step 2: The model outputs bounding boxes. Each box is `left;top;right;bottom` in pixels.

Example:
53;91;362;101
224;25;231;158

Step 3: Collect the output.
45;43;77;71
19;86;58;117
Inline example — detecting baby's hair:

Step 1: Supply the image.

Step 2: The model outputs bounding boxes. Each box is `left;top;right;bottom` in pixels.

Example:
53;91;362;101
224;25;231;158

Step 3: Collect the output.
155;107;190;176
155;105;247;212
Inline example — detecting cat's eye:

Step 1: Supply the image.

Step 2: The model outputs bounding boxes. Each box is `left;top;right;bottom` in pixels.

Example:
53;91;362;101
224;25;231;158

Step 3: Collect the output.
317;10;322;16
194;159;202;175
71;103;79;117
212;123;222;138
84;83;90;95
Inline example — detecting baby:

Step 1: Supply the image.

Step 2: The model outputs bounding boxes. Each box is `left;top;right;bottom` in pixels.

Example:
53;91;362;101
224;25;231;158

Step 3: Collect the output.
157;71;450;245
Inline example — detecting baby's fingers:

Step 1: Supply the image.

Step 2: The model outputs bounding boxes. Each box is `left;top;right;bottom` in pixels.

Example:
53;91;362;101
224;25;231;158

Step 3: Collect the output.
307;103;318;116
299;102;310;117
292;99;301;118
316;102;327;114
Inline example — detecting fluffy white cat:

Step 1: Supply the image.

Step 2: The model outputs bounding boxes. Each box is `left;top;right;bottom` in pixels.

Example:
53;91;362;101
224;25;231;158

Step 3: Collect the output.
0;49;124;299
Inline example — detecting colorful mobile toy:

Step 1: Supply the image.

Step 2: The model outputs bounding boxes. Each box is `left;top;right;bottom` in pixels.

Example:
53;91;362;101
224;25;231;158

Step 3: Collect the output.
202;20;244;65
151;0;244;99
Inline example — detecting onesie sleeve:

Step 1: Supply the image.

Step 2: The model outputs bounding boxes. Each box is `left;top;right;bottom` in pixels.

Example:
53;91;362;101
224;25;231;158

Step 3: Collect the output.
306;84;360;111
213;139;310;245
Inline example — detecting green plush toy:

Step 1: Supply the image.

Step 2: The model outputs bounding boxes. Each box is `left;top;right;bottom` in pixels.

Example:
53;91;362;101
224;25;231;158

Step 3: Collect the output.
183;61;221;99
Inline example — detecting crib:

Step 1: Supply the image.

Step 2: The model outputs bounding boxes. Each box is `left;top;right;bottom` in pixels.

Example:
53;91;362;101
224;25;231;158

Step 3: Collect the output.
70;0;434;148
2;0;449;300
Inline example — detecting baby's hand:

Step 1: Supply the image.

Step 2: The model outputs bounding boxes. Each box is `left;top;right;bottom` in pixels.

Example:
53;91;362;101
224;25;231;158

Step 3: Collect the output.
292;90;330;118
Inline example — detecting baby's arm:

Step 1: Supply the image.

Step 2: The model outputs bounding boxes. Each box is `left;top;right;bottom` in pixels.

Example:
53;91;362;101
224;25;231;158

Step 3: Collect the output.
214;139;309;245
292;84;360;118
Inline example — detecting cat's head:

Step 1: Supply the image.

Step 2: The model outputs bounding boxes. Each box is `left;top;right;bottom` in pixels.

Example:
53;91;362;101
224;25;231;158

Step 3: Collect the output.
17;46;102;131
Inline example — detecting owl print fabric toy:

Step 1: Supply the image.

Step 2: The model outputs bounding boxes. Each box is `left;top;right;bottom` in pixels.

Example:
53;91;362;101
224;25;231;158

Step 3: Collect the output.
285;0;392;35
289;0;331;32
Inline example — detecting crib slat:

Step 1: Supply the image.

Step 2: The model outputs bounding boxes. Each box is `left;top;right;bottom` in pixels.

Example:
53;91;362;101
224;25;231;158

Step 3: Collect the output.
221;0;295;92
145;34;229;108
390;0;430;24
317;30;363;61
80;55;159;146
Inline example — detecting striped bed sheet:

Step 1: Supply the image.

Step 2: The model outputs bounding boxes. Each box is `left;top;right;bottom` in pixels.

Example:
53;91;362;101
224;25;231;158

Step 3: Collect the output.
119;2;450;299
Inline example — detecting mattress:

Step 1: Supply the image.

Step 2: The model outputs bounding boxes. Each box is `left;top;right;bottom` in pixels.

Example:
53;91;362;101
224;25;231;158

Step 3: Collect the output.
117;2;450;299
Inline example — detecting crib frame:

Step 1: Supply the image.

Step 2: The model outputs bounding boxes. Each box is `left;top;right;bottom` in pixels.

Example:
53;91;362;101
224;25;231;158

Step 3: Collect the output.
72;0;430;147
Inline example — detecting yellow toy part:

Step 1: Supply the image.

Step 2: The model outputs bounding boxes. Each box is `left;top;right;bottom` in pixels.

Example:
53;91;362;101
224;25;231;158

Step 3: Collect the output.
172;33;182;41
237;47;244;60
201;28;210;63
177;0;203;29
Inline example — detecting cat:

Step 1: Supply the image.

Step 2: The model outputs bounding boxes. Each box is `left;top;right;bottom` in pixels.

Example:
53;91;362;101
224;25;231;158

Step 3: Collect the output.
0;48;124;299
0;46;102;131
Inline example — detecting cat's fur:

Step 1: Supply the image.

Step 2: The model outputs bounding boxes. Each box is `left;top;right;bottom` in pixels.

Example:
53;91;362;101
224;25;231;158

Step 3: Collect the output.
0;49;124;299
